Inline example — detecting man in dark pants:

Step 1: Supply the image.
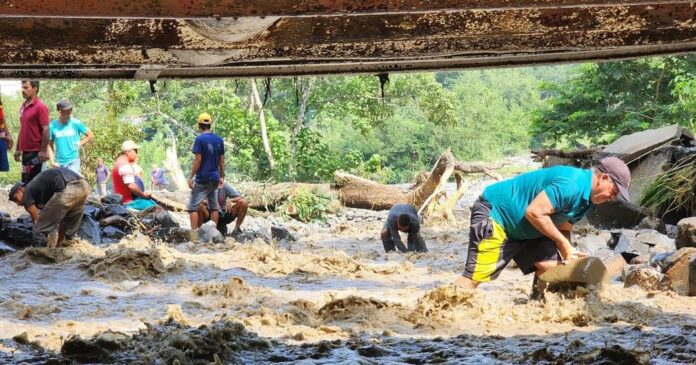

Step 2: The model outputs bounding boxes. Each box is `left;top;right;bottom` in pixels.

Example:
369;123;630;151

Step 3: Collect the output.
14;80;50;183
380;203;428;253
8;167;91;247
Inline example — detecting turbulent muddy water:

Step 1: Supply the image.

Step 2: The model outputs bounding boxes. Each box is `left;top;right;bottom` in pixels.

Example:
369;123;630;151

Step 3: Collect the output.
1;189;696;363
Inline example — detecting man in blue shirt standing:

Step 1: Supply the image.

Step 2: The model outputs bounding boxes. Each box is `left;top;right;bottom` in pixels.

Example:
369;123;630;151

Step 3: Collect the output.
187;113;225;240
48;100;94;174
455;157;631;290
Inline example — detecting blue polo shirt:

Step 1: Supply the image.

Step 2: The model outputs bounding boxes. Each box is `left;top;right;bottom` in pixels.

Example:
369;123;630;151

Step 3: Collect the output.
481;166;593;240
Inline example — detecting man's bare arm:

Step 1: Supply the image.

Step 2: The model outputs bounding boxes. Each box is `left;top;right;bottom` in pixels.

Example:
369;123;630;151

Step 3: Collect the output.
525;191;585;261
25;204;40;223
39;125;50;161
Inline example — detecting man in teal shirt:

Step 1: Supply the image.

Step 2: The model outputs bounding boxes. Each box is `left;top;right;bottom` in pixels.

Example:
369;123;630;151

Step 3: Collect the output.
455;157;631;289
48;100;94;174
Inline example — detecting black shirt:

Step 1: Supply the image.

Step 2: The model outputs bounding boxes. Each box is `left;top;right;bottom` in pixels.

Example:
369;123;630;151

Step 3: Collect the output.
23;167;82;209
386;204;421;247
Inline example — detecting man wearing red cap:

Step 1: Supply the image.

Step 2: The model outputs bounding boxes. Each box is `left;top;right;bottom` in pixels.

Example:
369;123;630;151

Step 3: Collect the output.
455;157;631;290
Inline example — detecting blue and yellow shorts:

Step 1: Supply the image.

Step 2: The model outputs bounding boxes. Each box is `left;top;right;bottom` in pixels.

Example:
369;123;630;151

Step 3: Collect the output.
463;197;560;282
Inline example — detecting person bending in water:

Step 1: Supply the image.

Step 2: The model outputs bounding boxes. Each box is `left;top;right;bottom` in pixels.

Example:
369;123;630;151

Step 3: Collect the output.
454;157;631;290
381;203;428;253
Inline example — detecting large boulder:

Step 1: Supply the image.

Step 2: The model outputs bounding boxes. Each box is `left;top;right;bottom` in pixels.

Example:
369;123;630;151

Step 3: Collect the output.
586;201;652;230
675;217;696;249
662;247;696;296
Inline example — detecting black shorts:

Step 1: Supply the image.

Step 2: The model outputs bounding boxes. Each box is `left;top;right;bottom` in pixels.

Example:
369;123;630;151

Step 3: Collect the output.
463;197;560;282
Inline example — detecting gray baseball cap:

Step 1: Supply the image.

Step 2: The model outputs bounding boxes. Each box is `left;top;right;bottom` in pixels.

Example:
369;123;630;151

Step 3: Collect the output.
597;157;631;201
56;99;73;111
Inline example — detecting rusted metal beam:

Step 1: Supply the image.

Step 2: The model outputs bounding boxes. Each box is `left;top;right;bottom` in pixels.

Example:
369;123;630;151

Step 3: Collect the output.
2;40;696;79
1;1;696;77
1;4;695;52
0;0;686;18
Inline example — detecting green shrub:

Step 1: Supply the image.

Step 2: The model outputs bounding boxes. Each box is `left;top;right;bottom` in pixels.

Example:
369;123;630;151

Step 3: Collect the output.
282;188;337;222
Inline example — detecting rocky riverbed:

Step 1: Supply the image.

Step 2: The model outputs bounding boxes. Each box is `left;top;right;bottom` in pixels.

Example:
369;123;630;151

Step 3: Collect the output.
1;183;696;364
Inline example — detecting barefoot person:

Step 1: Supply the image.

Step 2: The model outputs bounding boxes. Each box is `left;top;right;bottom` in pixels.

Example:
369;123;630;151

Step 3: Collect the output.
454;157;631;289
381;203;428;253
8;167;90;247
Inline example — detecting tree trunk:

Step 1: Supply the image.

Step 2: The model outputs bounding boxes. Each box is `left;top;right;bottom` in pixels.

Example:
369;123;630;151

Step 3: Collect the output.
334;149;455;210
250;79;276;172
162;125;188;191
240;149;506;222
289;77;314;180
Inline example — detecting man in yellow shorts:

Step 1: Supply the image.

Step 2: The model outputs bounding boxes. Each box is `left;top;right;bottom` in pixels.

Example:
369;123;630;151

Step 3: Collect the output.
455;157;631;289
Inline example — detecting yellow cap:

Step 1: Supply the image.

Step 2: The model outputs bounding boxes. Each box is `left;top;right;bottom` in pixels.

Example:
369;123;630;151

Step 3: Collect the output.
197;113;212;124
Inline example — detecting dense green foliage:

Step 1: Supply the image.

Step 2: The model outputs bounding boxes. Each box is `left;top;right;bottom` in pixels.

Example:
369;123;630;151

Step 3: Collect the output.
531;55;696;148
1;67;559;185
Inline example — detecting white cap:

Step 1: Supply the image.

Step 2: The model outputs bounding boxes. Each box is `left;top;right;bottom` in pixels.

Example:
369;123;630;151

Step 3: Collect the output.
121;140;141;152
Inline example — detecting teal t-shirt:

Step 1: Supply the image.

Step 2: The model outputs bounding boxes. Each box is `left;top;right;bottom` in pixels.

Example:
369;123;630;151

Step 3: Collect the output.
49;118;88;165
481;166;593;240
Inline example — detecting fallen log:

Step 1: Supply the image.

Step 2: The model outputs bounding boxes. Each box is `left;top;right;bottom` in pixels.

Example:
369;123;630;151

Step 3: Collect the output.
334;149;454;210
239;149;507;216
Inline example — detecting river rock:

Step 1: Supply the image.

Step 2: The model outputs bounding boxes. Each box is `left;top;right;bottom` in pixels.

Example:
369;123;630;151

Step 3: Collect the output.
0;241;15;255
77;215;101;245
271;226;297;241
574;232;612;256
624;266;663;291
155;227;191;244
663;247;696;295
100;194;123;205
99;204;131;219
637;216;666;234
198;221;224;244
101;226;127;241
630;254;650;265
82;203;101;219
614;229;670;261
665;224;678;239
140;211;178;229
675;217;696;249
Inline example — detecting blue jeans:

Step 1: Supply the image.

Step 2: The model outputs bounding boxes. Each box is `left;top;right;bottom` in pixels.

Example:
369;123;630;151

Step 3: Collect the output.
60;159;82;175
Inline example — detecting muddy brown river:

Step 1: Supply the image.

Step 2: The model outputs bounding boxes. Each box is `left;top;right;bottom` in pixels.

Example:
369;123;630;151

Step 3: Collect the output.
1;206;696;364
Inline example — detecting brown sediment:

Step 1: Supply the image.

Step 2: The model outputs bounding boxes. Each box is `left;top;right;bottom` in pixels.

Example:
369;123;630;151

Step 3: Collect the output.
87;240;184;281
